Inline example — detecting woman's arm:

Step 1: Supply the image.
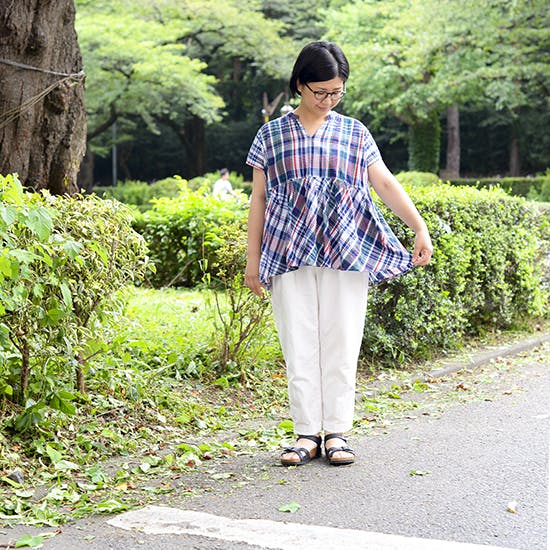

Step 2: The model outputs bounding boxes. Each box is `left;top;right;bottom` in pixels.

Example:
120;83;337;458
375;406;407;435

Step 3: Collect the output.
245;168;267;296
368;160;433;266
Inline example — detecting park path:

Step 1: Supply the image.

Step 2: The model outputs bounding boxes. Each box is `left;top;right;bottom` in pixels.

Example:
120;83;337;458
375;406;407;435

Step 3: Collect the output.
1;337;549;550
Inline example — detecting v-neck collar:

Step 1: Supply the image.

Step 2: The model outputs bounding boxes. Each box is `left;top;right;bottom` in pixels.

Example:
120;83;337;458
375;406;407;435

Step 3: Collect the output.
289;110;333;138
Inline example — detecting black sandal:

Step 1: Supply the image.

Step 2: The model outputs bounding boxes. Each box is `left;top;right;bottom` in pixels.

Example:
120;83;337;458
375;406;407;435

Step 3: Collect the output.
280;435;322;466
324;433;355;466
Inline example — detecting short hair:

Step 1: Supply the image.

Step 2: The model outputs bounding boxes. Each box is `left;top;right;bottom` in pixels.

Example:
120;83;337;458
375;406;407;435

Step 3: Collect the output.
289;41;349;97
220;168;229;176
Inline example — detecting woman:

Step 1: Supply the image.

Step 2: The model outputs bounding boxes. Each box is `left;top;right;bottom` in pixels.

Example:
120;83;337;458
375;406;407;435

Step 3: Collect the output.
245;41;432;466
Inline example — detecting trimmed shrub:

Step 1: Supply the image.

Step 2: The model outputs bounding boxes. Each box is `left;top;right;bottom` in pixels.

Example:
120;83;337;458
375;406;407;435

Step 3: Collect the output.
94;177;183;211
408;112;441;173
395;171;440;187
363;183;548;365
448;176;547;199
133;182;248;287
0;174;150;423
133;178;547;366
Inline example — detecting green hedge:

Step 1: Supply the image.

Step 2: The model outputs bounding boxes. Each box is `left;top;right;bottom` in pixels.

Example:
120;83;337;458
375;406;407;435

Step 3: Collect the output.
94;177;182;211
448;176;548;200
363;184;548;364
0;174;150;415
94;172;249;212
133;184;248;287
396;171;440;187
133;181;548;364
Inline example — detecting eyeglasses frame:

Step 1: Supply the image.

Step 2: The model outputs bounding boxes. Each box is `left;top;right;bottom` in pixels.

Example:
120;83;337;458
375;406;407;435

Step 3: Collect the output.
304;82;346;102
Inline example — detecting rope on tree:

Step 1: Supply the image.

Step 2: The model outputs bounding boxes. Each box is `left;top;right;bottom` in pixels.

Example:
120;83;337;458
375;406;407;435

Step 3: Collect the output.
0;58;85;130
0;57;85;78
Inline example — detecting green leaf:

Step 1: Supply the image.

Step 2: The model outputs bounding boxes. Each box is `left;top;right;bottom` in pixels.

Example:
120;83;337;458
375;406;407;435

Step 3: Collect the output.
96;499;129;513
1;476;23;488
0;174;24;202
62;240;83;259
277;419;294;434
46;307;65;323
45;445;63;465
409;469;430;476
139;462;151;473
277;501;301;513
60;283;73;309
49;393;76;415
14;489;35;498
14;532;56;548
10;249;37;265
26;208;53;240
0;204;18;225
87;465;110;484
15;534;44;548
54;460;80;472
0;255;14;277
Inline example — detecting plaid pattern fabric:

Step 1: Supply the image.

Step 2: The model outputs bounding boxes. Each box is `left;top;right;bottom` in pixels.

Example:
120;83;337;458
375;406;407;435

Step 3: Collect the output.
246;111;413;286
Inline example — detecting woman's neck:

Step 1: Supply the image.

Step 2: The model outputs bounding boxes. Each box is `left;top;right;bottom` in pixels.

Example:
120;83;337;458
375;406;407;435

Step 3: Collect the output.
293;106;328;125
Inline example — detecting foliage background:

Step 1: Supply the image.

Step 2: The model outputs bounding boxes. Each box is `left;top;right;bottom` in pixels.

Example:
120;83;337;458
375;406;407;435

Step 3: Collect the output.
76;0;549;185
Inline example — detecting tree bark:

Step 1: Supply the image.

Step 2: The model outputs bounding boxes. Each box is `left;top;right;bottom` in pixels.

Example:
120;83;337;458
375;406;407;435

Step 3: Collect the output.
444;105;460;179
509;136;520;176
0;0;86;194
77;143;94;192
183;115;206;177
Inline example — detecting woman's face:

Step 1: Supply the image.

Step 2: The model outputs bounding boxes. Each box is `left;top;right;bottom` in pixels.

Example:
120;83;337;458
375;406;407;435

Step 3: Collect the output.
296;77;346;116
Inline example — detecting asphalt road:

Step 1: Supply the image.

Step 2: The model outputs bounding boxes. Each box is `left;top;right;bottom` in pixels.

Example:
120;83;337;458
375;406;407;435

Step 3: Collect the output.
1;342;548;550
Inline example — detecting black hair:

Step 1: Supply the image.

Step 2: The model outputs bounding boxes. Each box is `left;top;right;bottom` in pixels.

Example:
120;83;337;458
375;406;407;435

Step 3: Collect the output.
289;41;349;97
220;168;229;176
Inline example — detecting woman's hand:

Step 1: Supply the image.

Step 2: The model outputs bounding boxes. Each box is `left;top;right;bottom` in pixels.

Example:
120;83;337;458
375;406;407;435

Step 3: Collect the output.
412;228;433;266
245;261;266;297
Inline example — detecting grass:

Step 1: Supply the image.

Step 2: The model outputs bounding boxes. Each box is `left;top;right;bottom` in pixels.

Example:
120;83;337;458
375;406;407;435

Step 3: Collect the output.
0;286;547;528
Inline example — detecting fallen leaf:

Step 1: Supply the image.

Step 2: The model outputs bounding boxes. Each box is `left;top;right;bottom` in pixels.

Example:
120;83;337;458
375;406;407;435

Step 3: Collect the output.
15;534;44;548
211;472;233;480
278;501;301;513
506;501;517;513
409;470;430;477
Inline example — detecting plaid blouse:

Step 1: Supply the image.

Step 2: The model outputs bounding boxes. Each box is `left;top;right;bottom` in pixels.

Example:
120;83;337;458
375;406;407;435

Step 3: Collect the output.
246;111;413;286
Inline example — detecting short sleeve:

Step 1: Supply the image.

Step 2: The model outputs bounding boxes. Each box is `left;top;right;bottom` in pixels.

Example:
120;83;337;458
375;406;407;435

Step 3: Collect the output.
246;127;266;170
363;127;382;167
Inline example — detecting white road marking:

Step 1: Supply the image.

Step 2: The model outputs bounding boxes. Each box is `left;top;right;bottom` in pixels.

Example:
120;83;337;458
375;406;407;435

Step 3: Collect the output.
107;505;517;550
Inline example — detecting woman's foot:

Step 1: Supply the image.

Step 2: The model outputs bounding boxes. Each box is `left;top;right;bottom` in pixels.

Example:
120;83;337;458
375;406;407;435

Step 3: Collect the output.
280;434;322;466
324;433;355;465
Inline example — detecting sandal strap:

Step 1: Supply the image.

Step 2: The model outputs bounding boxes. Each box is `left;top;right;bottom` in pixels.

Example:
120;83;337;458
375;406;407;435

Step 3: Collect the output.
281;446;311;462
324;433;347;444
325;445;355;459
297;434;322;446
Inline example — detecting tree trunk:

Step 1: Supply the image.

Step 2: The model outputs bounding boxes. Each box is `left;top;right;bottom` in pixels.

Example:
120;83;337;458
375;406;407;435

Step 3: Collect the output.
77;143;94;192
183;116;206;177
76;353;85;394
509;136;520;176
443;105;460;179
0;0;86;194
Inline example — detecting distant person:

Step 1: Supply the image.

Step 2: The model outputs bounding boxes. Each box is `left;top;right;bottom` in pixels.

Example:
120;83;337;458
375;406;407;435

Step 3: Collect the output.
213;168;238;200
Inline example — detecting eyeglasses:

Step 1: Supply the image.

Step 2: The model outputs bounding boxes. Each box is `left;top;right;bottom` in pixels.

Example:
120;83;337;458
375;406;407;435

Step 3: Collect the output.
304;82;346;101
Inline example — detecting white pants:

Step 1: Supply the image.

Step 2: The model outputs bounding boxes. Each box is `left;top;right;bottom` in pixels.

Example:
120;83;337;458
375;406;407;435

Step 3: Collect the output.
271;266;369;435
